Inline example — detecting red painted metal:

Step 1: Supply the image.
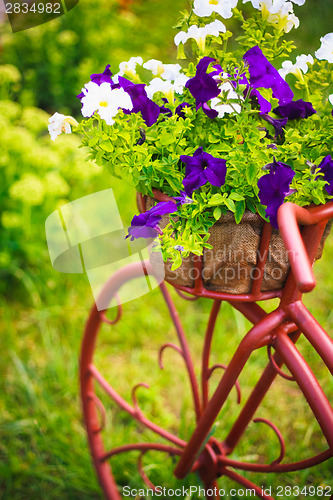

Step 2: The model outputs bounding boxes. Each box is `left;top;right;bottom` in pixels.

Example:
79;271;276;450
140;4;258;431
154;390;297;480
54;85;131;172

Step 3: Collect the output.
80;201;333;499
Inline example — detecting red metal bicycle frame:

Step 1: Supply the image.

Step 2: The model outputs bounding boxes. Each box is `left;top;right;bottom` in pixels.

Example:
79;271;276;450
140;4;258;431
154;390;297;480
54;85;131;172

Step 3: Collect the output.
80;200;333;500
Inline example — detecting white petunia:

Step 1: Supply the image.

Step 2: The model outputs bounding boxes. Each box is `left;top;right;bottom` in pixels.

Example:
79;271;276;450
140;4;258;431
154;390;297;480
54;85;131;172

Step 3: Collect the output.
113;56;143;82
143;60;182;81
193;0;238;19
48;112;78;141
174;20;226;52
315;33;333;63
329;94;333;106
210;82;243;118
243;0;305;7
80;82;133;126
279;54;314;80
146;75;189;102
262;0;299;32
242;0;261;8
243;0;299;32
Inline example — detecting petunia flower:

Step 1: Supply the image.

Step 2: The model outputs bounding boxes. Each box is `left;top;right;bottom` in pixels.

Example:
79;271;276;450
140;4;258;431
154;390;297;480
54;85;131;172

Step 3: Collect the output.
126;201;177;240
90;64;114;86
210;81;243;117
193;0;237;19
80;82;133;125
317;155;333;196
159;100;191;119
143;60;182;81
113;56;144;82
262;0;299;33
261;113;288;137
48;112;78;141
174;191;194;206
159;98;173;118
244;0;305;7
77;65;116;100
258;157;296;228
117;77;160;126
274;99;316;119
329;94;333;116
181;147;227;196
279;54;314;80
315;33;333;63
146;75;189;103
185;57;220;118
243;0;299;32
174;245;185;252
175;102;191;118
174;20;226;53
243;46;294;110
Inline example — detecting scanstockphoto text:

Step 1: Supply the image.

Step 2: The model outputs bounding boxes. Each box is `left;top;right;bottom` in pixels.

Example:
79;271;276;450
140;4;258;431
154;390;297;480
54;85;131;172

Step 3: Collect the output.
122;484;332;497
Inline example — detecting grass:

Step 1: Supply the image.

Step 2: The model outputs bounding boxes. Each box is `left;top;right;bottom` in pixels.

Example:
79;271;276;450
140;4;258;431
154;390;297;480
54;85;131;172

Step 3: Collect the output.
1;178;332;499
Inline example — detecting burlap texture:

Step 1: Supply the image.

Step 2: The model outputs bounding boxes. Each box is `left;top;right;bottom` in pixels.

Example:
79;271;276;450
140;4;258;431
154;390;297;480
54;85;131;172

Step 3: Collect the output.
202;212;289;293
145;195;330;294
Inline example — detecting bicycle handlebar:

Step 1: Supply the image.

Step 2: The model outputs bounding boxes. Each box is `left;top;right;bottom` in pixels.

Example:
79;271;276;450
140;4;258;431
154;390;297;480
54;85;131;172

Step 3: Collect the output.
277;202;333;293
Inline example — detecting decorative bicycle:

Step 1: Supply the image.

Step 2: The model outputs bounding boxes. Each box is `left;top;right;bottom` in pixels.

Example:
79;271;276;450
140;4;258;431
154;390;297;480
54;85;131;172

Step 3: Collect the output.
80;201;333;500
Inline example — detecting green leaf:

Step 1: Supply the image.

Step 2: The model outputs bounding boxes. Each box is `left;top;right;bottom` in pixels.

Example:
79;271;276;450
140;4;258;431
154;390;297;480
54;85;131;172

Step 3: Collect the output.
246;163;257;185
234;200;246;223
247;200;257;213
229;192;245;201
118;131;131;143
159;134;176;146
256;203;267;220
88;136;99;147
213;207;222;220
99;140;114;152
224;197;235;212
208;193;224;206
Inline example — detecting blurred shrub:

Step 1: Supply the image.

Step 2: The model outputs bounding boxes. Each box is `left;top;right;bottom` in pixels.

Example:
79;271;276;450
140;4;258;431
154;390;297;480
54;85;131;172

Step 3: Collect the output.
0;0;188;114
0;98;102;295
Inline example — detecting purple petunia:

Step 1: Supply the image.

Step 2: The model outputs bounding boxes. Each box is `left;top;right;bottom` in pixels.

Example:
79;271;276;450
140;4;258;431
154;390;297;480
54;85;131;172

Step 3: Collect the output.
77;64;116;99
185;57;220;118
258;158;296;228
175;102;191;119
243;46;294;111
274;99;316;120
160;100;191;119
126;201;177;240
159;98;173;117
77;67;160;126
317;155;333;195
174;190;194;206
118;77;160;127
261;113;288;137
181;147;227;196
90;64;114;86
250;88;272;115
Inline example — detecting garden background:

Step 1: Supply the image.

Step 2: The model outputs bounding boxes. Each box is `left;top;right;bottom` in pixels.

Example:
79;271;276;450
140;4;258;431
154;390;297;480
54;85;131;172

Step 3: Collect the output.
0;0;333;498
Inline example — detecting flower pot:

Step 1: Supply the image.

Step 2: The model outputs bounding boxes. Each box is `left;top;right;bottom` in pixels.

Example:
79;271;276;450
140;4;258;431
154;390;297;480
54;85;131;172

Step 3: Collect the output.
142;194;331;295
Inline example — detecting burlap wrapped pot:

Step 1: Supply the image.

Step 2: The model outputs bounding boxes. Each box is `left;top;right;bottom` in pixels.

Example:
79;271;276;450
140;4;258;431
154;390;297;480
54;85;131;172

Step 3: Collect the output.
144;195;330;294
